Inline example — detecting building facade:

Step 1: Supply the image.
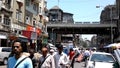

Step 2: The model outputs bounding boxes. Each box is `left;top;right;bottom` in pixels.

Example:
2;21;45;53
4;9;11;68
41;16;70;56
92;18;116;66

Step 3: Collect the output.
0;0;12;47
47;5;74;44
100;4;118;45
63;12;74;23
0;0;48;48
116;0;120;33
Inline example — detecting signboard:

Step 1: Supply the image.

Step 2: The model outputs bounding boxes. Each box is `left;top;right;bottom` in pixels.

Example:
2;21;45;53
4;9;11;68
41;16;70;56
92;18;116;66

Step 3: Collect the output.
26;25;41;35
31;32;37;40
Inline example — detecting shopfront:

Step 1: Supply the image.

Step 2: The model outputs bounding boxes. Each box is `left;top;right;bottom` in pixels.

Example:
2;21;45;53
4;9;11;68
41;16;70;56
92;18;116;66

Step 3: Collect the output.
22;25;42;51
0;34;7;47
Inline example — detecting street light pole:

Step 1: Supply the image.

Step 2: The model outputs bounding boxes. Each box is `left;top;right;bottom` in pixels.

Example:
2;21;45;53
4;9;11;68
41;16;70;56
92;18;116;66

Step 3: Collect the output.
52;28;54;44
110;7;113;43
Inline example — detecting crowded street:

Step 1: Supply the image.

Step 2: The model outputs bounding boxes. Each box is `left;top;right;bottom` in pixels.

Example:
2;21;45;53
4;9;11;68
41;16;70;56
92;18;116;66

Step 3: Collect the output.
0;0;119;68
0;62;85;68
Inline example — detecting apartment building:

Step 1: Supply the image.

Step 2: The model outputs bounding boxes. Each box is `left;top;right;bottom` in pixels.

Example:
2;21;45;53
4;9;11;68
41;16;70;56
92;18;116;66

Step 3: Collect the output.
0;0;12;47
0;0;48;47
47;5;74;44
10;0;26;39
99;5;118;44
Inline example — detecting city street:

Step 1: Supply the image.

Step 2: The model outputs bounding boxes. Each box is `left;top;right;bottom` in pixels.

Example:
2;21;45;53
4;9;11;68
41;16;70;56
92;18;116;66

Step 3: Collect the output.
0;62;85;68
74;62;85;68
0;62;6;68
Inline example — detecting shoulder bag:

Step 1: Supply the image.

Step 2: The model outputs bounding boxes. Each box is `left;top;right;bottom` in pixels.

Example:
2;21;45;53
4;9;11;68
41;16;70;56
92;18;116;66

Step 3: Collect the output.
14;57;28;68
38;55;50;68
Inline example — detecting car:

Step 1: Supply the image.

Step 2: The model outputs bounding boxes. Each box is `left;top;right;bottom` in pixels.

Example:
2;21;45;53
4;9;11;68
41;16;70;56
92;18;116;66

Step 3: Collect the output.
114;49;120;66
86;52;116;68
0;47;12;65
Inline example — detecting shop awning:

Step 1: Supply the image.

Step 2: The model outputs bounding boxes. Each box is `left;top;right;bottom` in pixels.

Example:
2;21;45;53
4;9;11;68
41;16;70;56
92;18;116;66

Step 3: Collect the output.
0;35;7;39
18;37;29;42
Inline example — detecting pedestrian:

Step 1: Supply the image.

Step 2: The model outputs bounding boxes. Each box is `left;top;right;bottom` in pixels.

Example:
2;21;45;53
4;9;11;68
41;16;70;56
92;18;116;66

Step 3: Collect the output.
83;48;90;67
49;49;55;55
7;39;33;68
68;48;75;68
29;48;37;68
70;49;80;68
83;48;90;61
69;48;75;60
38;46;55;68
54;44;69;68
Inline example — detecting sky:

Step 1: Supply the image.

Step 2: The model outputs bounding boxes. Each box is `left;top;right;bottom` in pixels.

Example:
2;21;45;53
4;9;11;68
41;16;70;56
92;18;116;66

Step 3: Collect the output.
47;0;116;40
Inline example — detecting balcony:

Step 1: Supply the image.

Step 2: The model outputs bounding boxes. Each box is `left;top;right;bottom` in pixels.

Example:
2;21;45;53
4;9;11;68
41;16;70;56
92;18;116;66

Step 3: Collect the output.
16;0;23;8
0;1;12;12
16;0;23;3
34;0;41;3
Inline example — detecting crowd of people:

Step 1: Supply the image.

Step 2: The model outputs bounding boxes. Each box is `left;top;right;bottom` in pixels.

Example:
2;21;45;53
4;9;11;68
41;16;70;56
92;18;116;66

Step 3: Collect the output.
7;39;97;68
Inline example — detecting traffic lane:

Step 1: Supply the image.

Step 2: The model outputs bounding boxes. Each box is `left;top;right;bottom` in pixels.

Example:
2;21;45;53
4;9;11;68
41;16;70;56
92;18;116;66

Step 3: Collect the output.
74;61;85;68
0;63;85;68
0;65;6;68
0;62;85;68
0;62;6;68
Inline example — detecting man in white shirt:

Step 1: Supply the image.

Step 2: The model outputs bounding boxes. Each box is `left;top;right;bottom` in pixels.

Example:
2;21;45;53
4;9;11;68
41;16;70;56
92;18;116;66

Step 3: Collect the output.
54;44;69;68
38;47;55;68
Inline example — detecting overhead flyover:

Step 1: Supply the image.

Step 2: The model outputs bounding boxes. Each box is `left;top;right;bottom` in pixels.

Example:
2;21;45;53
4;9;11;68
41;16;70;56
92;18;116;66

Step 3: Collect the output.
46;23;117;34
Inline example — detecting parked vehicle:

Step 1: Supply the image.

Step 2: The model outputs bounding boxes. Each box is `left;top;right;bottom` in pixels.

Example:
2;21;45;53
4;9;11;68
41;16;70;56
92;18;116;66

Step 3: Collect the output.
0;47;11;65
114;49;120;68
86;52;116;68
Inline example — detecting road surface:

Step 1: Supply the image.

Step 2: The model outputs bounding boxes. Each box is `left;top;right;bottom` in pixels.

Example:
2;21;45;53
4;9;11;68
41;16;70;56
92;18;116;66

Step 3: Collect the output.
0;62;85;68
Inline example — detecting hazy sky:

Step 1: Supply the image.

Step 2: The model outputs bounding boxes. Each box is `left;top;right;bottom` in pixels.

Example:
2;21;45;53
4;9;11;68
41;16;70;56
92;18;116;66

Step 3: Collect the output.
47;0;115;40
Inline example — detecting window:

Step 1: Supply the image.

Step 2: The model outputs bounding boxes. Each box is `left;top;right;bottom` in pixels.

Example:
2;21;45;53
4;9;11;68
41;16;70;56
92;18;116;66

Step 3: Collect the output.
91;54;115;62
2;47;11;52
39;7;42;13
33;4;38;12
19;31;22;34
19;13;22;21
0;16;1;22
5;0;8;4
3;17;11;26
16;11;22;21
16;12;18;20
25;16;30;24
26;0;29;6
33;20;36;26
15;30;18;33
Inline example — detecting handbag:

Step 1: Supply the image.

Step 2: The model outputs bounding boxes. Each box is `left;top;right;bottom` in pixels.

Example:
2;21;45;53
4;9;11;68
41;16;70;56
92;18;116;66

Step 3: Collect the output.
14;57;28;68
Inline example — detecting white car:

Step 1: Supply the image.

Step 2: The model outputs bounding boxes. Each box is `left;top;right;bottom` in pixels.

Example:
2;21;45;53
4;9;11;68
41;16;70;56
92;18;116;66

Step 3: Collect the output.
86;52;116;68
0;47;11;65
